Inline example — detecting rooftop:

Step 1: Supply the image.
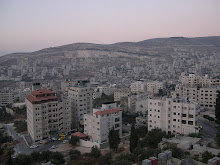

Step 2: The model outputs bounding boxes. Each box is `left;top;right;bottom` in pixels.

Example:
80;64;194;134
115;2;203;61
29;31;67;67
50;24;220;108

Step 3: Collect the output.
94;108;122;115
26;89;57;104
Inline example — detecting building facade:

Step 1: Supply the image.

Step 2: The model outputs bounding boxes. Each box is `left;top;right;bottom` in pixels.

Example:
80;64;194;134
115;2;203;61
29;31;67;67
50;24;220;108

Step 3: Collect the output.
114;88;131;101
173;85;217;109
68;85;93;128
26;89;71;141
147;81;163;95
84;102;122;144
0;90;14;106
148;97;199;135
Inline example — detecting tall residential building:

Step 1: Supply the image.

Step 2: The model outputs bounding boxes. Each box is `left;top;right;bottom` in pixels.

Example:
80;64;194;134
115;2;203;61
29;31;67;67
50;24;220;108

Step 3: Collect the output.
148;97;199;135
68;83;93;128
130;81;147;93
147;81;163;95
114;88;131;101
26;89;71;141
0;90;14;106
180;72;220;87
84;102;122;144
173;85;217;110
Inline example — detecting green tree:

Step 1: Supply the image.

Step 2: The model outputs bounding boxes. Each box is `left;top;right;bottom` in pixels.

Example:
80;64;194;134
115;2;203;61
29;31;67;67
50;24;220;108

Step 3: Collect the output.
69;149;81;160
108;127;120;152
31;151;40;161
15;154;32;165
138;128;166;148
216;91;220;121
114;153;135;165
201;151;215;163
129;123;138;153
49;152;65;165
163;144;185;159
6;151;13;165
69;135;80;146
89;146;101;158
98;152;112;165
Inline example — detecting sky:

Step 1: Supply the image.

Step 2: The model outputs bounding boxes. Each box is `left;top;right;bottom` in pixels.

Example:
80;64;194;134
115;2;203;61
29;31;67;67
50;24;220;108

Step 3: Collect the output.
0;0;220;54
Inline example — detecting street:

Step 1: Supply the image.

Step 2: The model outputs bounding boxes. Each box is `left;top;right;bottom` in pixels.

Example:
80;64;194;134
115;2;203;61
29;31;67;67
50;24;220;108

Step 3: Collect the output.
3;124;62;156
198;116;219;139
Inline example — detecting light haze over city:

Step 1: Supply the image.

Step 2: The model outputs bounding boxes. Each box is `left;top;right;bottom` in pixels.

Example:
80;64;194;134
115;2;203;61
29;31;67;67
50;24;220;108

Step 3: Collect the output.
1;0;220;54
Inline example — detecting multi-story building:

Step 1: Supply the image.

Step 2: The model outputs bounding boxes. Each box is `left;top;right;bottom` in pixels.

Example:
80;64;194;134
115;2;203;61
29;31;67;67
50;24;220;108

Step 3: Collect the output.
173;85;217;109
19;88;31;102
180;72;220;87
130;81;147;93
114;88;131;101
93;86;114;99
84;102;122;144
147;81;163;95
26;89;71;141
148;97;199;135
68;83;93;128
0;90;14;106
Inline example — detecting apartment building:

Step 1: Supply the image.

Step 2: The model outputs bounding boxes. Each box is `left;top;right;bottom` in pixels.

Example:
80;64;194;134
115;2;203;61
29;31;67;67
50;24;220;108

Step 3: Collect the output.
114;88;131;101
26;89;71;141
148;97;199;135
173;85;217;109
93;86;114;99
68;84;93;128
19;88;31;102
147;81;163;95
84;102;122;143
0;90;14;106
130;81;147;93
180;72;220;87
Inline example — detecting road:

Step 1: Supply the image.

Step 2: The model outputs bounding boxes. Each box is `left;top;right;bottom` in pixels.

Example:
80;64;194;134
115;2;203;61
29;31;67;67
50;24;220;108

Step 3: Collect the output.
198;116;219;139
3;124;62;156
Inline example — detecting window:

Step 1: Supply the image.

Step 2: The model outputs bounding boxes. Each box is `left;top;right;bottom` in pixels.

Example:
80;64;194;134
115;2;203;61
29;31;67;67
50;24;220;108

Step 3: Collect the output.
182;114;187;117
115;118;120;122
115;124;120;128
182;120;186;124
188;121;193;125
189;114;194;118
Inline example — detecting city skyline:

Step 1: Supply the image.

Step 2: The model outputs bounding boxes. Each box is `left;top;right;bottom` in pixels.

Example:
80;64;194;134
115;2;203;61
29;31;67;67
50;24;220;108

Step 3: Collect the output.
1;0;220;54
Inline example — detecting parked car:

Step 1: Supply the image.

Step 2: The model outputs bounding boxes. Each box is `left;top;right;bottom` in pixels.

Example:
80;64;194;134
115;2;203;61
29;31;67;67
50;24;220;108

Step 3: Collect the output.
51;145;57;149
52;137;58;141
63;140;69;144
30;144;39;149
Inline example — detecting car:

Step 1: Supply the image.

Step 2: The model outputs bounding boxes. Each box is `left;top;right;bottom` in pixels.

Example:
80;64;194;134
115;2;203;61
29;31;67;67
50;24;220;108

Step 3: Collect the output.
30;144;38;149
52;137;58;141
63;140;69;144
51;145;57;149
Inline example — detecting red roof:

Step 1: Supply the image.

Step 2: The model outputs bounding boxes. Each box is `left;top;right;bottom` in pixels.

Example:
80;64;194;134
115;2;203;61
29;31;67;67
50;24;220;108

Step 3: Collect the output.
26;95;57;104
94;108;122;115
31;89;55;96
72;132;88;139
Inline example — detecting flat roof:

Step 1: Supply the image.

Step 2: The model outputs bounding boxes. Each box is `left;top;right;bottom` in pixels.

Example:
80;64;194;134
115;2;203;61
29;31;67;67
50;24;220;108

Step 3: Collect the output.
94;108;122;115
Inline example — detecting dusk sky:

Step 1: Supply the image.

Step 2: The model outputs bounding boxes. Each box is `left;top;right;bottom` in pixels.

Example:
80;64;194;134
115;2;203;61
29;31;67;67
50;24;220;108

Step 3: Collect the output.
1;0;220;54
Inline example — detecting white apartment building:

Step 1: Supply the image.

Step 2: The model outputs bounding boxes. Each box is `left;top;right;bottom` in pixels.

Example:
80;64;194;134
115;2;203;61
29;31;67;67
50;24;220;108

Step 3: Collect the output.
84;102;122;143
26;89;71;141
0;90;14;106
147;81;163;95
173;85;217;109
148;97;199;135
180;72;220;87
68;85;93;128
93;86;114;99
114;88;131;101
19;88;31;102
135;99;148;114
130;81;147;93
61;80;77;92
